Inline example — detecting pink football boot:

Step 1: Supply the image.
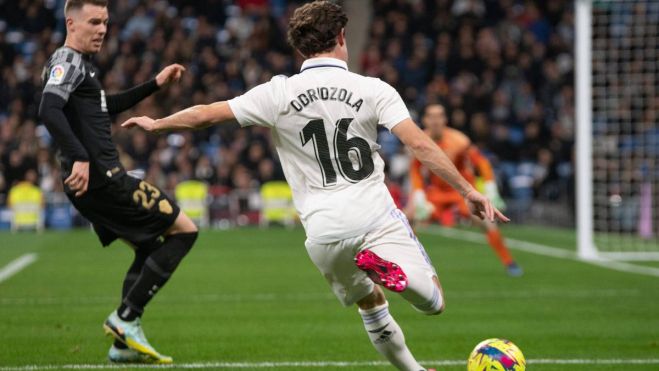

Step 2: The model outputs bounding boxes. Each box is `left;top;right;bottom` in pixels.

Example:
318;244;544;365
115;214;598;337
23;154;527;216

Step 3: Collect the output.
355;249;408;292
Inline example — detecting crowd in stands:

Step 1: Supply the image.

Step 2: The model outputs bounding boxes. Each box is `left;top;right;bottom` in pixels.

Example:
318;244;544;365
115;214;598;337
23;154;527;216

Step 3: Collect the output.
366;0;576;216
0;0;576;227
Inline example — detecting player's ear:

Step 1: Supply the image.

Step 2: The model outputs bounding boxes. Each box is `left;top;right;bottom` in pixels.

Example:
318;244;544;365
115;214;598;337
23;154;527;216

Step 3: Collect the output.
337;28;346;47
66;15;78;33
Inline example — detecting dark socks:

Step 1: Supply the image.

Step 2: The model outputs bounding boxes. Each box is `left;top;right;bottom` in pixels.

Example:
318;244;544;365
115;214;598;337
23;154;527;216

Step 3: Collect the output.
118;232;198;322
114;239;163;347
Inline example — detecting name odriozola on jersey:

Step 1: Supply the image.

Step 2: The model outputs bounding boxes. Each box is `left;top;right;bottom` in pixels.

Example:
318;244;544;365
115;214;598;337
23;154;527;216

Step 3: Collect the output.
228;58;410;243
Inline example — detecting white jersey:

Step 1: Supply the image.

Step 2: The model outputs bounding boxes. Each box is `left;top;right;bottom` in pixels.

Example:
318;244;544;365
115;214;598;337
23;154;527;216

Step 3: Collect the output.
228;57;410;244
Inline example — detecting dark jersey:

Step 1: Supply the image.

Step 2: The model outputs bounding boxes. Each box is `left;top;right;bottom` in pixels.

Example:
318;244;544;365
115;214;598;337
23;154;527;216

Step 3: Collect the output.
41;46;123;190
39;46;159;191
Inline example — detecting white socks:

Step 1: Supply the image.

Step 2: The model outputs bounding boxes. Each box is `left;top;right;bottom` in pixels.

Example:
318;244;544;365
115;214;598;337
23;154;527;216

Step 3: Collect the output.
359;302;423;371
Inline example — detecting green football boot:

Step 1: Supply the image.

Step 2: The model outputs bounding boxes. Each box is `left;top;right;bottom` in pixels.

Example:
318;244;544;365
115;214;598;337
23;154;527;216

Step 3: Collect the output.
108;345;164;364
103;311;173;364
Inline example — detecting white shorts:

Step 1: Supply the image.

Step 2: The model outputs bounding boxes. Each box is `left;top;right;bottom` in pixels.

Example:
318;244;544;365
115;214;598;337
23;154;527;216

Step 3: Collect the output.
305;208;439;307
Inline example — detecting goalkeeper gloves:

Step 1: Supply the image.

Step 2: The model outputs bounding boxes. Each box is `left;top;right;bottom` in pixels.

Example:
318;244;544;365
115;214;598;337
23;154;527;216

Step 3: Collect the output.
412;190;435;222
483;180;506;211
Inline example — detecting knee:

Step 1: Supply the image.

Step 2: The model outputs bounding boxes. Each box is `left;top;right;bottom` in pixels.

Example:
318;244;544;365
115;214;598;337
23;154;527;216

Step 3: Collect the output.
417;300;444;316
412;286;445;315
149;231;197;272
427;276;445;315
169;212;199;234
357;286;387;310
170;231;198;250
188;222;199;233
426;300;445;316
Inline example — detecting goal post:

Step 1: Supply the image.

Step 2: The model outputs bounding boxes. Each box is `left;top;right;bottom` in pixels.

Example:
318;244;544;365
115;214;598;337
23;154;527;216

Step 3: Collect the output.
576;0;597;260
576;0;659;260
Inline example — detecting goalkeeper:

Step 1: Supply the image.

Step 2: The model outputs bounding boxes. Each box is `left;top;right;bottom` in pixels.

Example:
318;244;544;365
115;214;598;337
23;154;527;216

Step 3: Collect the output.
407;104;522;276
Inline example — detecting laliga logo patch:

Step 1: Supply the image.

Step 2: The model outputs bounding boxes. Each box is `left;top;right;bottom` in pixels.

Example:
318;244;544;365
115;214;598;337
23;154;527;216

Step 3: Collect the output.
47;65;66;85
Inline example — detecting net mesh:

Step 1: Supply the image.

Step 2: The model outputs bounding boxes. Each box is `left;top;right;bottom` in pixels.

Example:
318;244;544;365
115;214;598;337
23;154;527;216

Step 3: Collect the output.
591;0;659;254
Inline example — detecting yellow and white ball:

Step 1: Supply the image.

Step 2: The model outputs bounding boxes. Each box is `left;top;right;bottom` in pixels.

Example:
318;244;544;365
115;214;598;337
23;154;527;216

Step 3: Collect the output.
467;338;526;371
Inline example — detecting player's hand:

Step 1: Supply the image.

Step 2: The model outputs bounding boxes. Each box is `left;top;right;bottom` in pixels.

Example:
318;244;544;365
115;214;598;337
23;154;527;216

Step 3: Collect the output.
121;116;158;132
465;189;510;223
155;64;185;87
483;180;506;211
65;161;90;197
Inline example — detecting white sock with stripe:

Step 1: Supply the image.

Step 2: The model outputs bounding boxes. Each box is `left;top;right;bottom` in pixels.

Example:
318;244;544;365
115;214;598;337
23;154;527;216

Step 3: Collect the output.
359;301;423;371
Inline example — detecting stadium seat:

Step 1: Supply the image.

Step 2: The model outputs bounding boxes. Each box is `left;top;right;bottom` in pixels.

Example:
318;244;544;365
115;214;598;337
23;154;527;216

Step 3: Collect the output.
175;180;209;228
7;181;44;232
0;207;12;230
259;181;296;227
45;195;74;230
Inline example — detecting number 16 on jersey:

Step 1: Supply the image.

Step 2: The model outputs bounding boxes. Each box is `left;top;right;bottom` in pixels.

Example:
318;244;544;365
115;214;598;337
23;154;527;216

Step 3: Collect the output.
300;118;375;187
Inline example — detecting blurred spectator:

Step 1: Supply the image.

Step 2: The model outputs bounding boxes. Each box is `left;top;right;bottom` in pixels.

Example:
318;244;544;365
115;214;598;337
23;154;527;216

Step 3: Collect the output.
7;169;44;232
366;0;575;211
0;0;294;208
0;0;581;225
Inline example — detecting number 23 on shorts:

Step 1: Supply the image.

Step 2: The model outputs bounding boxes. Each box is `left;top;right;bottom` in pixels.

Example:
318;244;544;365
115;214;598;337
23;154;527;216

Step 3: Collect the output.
132;180;172;214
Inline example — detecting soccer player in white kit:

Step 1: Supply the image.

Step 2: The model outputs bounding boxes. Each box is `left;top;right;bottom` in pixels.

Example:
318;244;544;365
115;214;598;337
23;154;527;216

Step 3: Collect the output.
122;2;509;369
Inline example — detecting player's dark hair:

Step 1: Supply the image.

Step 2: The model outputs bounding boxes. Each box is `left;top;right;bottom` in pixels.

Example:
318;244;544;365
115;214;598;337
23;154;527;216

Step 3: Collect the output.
64;0;108;15
287;1;348;57
420;102;446;118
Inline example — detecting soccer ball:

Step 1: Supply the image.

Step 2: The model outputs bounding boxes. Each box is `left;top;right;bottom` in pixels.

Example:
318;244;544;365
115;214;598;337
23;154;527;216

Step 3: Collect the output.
467;338;526;371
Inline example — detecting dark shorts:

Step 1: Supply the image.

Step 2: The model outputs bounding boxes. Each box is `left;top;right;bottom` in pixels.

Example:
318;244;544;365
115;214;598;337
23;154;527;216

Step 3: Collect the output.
67;174;180;246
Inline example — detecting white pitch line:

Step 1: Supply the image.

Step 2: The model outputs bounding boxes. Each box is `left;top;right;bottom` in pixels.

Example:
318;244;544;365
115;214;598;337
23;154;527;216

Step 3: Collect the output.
420;226;659;278
0;287;645;307
529;359;659;364
0;253;38;284
1;359;659;370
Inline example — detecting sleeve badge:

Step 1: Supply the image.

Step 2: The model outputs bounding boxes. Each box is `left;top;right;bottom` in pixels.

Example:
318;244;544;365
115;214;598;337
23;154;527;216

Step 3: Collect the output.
46;64;66;85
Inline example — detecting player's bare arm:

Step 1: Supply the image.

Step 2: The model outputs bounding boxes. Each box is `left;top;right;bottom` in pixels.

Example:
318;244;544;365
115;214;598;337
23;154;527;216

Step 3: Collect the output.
392;118;473;195
121;101;235;133
392;118;509;223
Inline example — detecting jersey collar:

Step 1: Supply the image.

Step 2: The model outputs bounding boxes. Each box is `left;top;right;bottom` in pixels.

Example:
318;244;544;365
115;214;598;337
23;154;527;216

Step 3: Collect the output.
300;57;348;73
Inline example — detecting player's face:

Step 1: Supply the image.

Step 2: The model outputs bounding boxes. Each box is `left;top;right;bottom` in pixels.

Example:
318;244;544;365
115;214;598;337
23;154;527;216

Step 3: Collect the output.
422;105;447;139
68;5;108;54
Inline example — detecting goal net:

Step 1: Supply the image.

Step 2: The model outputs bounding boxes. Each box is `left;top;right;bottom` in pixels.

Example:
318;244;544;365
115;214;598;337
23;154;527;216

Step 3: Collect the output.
576;0;659;260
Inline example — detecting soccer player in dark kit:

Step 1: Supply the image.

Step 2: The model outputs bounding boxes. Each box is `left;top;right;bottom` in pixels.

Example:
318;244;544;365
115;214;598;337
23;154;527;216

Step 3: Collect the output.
38;0;198;364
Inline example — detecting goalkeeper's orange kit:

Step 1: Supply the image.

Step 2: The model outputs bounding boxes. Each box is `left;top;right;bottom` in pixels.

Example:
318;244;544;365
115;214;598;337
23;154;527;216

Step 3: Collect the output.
410;127;494;223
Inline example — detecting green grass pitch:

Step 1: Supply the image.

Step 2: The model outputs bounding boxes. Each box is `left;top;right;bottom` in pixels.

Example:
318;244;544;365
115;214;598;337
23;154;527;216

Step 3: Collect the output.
0;225;657;370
